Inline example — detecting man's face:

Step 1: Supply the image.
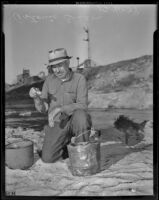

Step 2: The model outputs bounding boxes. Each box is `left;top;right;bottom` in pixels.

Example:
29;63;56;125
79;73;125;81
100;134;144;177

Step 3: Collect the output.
52;60;70;79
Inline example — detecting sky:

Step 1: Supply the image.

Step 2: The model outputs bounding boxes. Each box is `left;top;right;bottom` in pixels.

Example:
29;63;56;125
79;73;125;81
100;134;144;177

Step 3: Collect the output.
3;4;157;84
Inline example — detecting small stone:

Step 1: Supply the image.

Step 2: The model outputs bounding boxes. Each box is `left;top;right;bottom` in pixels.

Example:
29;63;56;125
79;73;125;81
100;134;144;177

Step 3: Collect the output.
131;188;136;193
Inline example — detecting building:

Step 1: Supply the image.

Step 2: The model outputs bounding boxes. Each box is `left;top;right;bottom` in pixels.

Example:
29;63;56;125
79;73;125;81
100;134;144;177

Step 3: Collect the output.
16;69;43;85
24;76;42;85
17;69;30;84
77;59;97;73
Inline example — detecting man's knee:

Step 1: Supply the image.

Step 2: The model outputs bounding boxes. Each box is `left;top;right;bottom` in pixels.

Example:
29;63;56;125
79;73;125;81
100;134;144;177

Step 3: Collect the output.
41;124;67;163
72;109;91;123
41;145;54;163
70;109;92;136
41;154;53;163
41;149;62;163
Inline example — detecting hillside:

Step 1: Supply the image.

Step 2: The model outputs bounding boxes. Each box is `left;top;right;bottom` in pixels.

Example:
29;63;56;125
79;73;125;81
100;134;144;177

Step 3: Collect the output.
5;83;11;91
83;55;153;109
6;55;153;109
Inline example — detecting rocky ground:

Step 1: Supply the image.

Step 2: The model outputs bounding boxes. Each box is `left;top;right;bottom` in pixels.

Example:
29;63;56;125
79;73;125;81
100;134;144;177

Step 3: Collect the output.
5;119;153;196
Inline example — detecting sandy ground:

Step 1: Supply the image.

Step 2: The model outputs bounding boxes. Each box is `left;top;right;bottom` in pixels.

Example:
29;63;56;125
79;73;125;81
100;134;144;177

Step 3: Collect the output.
5;118;153;196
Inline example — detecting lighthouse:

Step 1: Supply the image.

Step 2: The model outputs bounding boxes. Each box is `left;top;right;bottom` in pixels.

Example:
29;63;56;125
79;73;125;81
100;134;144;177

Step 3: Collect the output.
83;26;91;68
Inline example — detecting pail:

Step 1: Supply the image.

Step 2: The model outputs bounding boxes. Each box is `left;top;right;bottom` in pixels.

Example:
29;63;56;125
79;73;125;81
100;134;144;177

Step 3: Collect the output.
67;141;100;176
5;140;34;169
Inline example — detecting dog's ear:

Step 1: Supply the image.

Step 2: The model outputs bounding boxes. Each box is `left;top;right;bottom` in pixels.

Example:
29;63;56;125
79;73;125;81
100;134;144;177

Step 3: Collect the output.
139;120;148;131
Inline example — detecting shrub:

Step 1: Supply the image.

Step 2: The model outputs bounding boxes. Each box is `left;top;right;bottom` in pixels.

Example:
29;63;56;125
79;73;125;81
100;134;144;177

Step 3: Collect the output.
117;74;135;88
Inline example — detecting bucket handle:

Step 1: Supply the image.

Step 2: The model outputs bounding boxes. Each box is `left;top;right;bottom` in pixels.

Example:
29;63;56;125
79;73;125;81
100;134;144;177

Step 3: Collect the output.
71;127;97;143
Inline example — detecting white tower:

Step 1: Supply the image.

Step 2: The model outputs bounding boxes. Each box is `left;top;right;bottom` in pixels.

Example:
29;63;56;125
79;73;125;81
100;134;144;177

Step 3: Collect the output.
83;26;91;67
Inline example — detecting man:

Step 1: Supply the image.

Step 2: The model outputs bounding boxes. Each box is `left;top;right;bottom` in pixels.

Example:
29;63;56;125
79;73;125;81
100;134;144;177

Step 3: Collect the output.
29;48;92;163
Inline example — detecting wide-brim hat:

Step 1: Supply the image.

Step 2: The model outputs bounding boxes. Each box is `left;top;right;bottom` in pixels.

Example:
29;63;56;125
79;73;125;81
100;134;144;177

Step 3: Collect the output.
48;48;72;67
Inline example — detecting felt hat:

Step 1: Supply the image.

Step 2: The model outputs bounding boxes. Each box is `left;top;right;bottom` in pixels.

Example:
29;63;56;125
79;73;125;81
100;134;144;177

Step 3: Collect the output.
48;48;72;66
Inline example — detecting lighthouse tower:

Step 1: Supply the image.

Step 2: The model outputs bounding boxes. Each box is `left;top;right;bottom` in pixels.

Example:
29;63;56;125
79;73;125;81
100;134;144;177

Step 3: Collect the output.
83;26;91;68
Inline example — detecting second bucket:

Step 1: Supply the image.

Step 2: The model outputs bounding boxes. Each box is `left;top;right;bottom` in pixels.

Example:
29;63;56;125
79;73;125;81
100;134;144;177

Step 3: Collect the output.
67;141;100;176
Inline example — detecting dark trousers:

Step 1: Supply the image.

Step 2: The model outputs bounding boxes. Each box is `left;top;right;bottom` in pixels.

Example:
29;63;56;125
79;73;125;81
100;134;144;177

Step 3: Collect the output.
41;109;92;163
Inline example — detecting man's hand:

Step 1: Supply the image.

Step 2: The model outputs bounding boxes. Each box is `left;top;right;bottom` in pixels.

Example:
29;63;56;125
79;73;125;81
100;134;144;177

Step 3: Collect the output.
29;87;41;99
48;107;62;127
29;87;48;113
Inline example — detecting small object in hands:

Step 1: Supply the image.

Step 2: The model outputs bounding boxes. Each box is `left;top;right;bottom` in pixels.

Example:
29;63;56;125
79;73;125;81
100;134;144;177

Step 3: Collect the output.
29;87;41;98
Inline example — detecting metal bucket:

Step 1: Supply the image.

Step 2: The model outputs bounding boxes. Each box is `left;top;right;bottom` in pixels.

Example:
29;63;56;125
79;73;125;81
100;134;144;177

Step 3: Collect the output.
67;141;100;176
5;140;34;169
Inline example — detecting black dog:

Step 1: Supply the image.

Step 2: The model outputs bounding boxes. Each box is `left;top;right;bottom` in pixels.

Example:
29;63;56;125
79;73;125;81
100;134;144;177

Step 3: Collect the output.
114;115;147;145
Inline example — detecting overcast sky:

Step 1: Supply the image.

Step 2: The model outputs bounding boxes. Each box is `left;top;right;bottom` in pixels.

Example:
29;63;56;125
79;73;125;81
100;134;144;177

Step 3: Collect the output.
3;4;157;84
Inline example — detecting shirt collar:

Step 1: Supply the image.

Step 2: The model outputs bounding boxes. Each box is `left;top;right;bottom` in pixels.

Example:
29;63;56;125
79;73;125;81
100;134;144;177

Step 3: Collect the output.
60;69;73;83
51;68;73;83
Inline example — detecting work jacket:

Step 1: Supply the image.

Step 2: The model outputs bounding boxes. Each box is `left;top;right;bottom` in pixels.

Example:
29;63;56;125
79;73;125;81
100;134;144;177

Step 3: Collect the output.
40;70;88;119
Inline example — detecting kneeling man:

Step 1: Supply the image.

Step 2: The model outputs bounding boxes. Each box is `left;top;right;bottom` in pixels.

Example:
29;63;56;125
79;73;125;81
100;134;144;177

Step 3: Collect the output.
29;48;92;163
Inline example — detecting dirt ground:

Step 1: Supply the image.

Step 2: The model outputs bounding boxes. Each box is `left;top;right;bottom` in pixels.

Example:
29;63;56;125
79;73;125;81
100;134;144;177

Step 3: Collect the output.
5;109;153;196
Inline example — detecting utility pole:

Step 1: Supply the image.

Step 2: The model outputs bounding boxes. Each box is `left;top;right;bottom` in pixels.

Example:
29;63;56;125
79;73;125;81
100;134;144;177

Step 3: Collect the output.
76;57;82;72
76;57;80;68
83;26;91;67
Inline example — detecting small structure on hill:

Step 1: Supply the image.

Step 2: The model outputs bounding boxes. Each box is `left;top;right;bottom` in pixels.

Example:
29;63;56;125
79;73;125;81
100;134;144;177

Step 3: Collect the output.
16;68;42;85
77;59;97;73
17;69;30;84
